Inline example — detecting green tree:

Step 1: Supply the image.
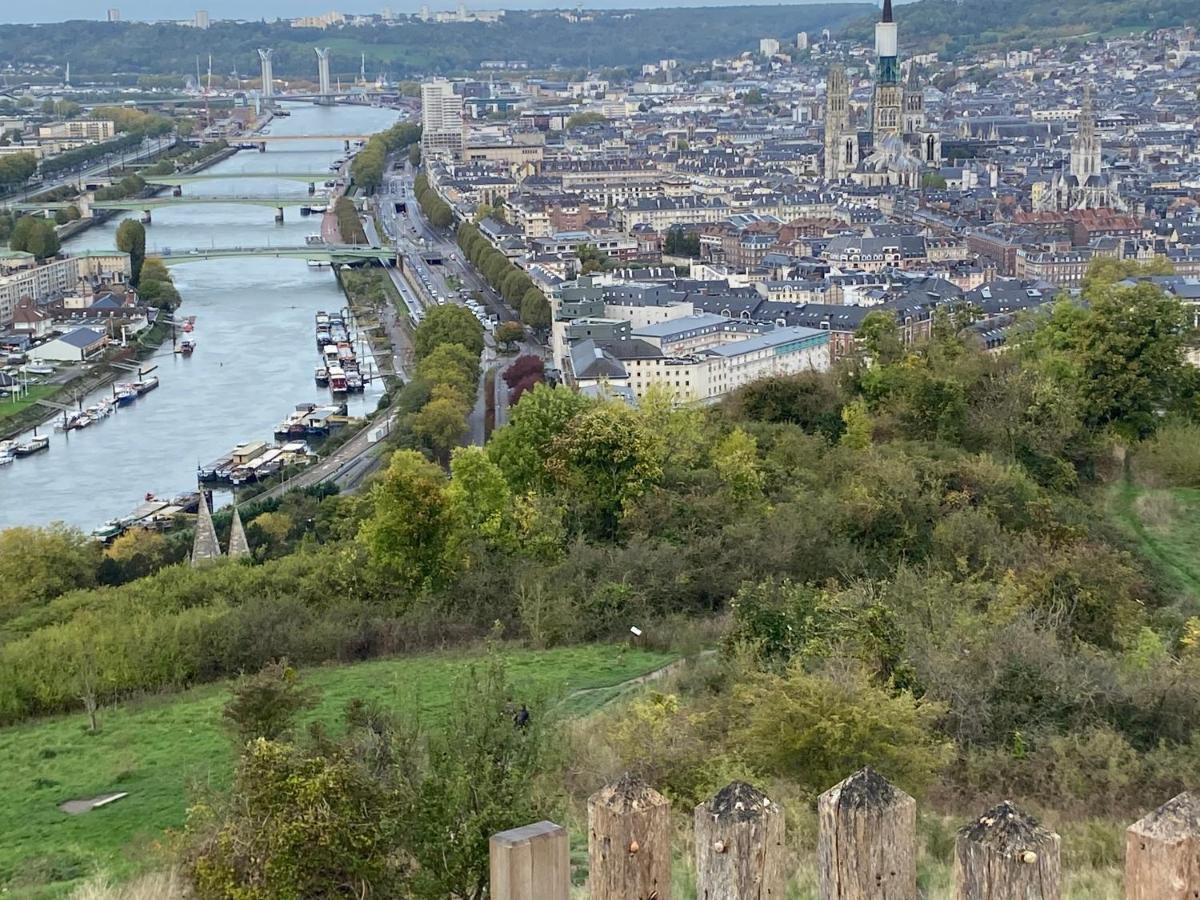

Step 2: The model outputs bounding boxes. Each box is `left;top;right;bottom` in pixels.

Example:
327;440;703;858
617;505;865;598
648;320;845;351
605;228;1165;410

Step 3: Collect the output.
921;171;947;189
0;525;99;620
447;446;513;546
711;427;764;502
494;320;524;352
189;738;402;900
734;661;952;796
488;384;591;492
546;402;664;539
415;342;480;397
413;304;484;360
8;215;59;259
840;399;873;450
857;311;904;364
116;218;146;285
360;450;455;592
400;654;561;900
521;287;551;330
412;385;471;463
222;659;318;746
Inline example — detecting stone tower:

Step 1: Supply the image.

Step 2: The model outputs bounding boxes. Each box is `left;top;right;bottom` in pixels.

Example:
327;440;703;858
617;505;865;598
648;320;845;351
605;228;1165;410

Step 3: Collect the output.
824;63;855;181
903;63;925;133
1070;83;1102;185
191;491;222;566
228;505;251;559
872;0;903;140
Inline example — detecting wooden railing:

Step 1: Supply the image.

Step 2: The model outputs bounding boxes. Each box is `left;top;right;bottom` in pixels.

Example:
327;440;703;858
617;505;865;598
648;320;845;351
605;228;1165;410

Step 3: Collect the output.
489;769;1199;899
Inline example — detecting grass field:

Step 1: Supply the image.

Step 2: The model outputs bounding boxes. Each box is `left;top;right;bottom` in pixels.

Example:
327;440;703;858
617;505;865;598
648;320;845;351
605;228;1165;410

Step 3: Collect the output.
0;645;674;898
1107;480;1200;601
0;384;58;424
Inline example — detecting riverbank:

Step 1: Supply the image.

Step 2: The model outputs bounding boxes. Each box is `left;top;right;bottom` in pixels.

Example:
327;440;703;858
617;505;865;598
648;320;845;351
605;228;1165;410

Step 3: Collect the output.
0;313;175;441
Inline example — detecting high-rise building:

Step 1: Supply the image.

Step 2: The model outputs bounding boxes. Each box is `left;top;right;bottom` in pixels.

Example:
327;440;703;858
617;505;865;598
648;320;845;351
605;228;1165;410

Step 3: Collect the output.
421;78;465;159
106;7;120;21
823;64;855;182
759;38;780;57
796;32;808;50
195;9;209;28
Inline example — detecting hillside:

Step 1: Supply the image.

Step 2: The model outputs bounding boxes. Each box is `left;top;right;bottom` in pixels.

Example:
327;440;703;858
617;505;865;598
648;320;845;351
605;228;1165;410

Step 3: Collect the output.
0;5;868;79
849;0;1197;55
0;645;673;897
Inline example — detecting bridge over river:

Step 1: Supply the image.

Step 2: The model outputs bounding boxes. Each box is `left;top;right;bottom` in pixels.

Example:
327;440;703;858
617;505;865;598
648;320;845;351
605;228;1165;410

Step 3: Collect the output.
156;245;398;265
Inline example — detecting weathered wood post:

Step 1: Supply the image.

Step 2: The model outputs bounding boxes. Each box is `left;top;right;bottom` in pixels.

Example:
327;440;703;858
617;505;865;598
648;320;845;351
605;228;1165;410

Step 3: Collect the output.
817;767;917;900
489;820;570;900
588;774;671;900
1125;791;1200;900
694;781;785;898
955;801;1061;900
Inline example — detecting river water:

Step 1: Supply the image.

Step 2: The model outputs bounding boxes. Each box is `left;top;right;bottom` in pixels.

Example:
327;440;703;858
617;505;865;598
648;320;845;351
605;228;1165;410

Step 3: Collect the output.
0;102;399;530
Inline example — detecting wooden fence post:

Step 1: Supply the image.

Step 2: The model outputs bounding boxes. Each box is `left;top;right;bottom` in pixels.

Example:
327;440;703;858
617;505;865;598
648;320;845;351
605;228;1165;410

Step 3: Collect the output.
817;767;917;900
955;801;1060;900
489;820;570;900
1125;791;1200;900
694;781;785;898
588;774;671;900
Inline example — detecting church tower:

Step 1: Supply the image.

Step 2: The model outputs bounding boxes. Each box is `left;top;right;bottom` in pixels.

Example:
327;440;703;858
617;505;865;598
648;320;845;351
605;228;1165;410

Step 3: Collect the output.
824;63;855;181
1070;83;1101;185
903;63;924;133
872;0;903;140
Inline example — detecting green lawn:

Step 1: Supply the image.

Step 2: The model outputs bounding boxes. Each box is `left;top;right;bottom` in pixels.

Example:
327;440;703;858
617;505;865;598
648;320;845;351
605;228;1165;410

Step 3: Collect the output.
1108;480;1200;602
0;645;674;897
0;384;58;424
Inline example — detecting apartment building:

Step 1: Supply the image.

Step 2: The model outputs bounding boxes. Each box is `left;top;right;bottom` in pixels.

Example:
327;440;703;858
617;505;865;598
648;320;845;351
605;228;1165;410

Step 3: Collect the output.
421;79;466;159
37;120;116;142
0;251;131;329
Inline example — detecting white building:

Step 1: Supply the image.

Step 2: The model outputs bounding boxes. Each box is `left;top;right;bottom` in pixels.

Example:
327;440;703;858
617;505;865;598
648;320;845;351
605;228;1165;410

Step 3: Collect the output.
194;9;210;28
796;32;809;50
759;38;781;56
0;251;130;330
36;327;108;362
421;79;466;159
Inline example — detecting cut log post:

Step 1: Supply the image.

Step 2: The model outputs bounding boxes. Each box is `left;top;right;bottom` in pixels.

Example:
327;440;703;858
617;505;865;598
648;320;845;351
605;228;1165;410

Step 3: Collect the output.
694;781;785;899
955;801;1061;900
588;774;671;900
1125;791;1200;900
489;820;570;900
817;767;916;900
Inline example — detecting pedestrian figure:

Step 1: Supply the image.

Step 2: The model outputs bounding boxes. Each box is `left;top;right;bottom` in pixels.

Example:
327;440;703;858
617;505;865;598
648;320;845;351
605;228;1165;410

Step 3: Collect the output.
514;704;530;729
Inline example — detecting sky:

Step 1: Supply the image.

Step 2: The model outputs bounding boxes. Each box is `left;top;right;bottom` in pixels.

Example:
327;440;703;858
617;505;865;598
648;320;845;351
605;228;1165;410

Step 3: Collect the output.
2;0;888;26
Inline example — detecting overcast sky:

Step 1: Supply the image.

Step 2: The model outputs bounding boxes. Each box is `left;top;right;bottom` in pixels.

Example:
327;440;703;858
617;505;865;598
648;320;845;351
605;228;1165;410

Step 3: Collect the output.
3;0;886;25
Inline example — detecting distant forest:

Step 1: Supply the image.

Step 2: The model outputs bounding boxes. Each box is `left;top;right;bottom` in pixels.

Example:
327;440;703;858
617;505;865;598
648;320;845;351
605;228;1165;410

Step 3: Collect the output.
845;0;1200;54
0;5;867;80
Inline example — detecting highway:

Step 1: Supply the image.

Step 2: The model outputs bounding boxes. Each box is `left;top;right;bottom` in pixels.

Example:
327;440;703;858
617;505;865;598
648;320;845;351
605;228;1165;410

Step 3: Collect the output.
2;134;173;206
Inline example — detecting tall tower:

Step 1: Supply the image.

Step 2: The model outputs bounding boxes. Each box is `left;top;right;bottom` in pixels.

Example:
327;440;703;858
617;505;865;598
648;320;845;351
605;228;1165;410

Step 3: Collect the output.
903;63;924;133
872;0;903;141
1070;83;1101;184
315;47;332;103
257;48;275;104
824;64;855;181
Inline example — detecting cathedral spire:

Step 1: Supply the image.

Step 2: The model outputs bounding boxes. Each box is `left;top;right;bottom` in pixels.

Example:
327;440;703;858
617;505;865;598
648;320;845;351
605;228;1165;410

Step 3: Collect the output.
882;0;893;23
227;505;251;559
191;490;222;566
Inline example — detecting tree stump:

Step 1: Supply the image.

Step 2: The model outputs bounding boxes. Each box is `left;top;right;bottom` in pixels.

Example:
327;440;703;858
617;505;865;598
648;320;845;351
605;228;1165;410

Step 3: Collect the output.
489;820;569;900
588;774;671;900
1125;791;1200;900
954;801;1061;900
817;767;916;900
694;781;785;898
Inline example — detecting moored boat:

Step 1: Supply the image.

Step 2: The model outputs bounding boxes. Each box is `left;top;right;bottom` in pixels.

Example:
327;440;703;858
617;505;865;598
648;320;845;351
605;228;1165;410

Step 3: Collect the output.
135;376;160;394
14;435;50;456
315;366;329;387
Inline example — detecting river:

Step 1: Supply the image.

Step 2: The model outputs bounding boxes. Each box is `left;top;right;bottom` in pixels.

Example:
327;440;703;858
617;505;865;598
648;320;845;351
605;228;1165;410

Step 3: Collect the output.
0;101;400;530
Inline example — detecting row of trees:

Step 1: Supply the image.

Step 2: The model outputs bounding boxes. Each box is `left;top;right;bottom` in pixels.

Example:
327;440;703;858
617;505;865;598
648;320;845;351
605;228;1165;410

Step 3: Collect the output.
0;152;37;188
455;221;551;330
335;196;367;245
349;121;421;192
413;169;453;229
386;304;485;464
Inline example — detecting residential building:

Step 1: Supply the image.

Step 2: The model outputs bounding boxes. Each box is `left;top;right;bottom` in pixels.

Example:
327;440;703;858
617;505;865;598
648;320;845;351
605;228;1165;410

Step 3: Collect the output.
421;79;466;159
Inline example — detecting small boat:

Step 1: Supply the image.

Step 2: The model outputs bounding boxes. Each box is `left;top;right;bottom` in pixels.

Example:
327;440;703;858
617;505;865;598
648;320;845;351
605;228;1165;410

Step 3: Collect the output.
328;365;347;393
307;259;330;269
183;321;194;333
0;453;14;467
24;365;54;375
135;376;160;395
175;340;196;355
90;520;124;542
115;387;137;406
305;234;325;246
74;415;94;429
315;366;329;387
14;435;50;456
